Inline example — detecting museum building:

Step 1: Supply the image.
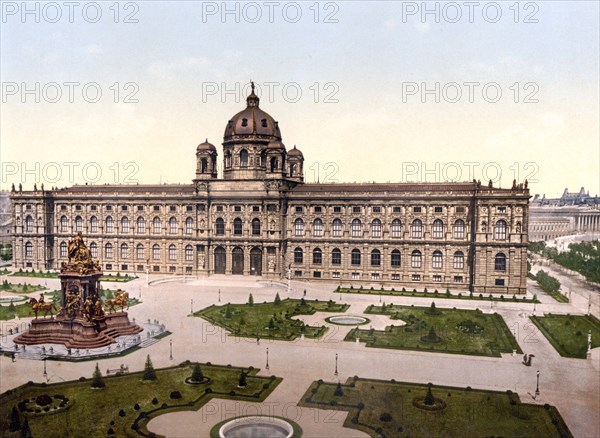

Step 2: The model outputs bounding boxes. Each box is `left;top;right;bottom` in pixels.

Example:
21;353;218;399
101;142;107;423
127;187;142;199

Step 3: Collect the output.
10;85;530;294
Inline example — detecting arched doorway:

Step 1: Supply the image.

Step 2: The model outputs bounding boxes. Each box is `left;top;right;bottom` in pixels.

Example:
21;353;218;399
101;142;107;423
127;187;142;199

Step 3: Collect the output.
250;247;262;276
214;247;226;274
232;247;244;275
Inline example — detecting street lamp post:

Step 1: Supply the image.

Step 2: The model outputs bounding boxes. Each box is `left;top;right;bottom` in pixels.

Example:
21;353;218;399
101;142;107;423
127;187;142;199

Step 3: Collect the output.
146;259;150;286
191;299;194;314
43;357;47;381
169;339;173;360
266;347;269;370
334;353;338;376
535;370;540;398
218;289;221;303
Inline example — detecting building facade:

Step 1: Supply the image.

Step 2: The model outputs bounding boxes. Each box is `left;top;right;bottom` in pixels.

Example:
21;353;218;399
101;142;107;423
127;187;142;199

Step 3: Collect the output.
529;205;600;241
10;86;530;294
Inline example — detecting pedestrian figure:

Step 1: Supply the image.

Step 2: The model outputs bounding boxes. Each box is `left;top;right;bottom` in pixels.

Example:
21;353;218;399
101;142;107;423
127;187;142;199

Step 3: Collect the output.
303;289;306;297
257;336;260;345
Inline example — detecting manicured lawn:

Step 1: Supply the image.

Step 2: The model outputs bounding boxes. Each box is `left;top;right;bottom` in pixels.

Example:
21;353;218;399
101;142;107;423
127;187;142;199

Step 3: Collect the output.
335;286;538;303
542;289;570;303
530;314;600;358
299;377;572;438
344;303;521;357
195;298;349;341
0;281;47;295
0;362;281;438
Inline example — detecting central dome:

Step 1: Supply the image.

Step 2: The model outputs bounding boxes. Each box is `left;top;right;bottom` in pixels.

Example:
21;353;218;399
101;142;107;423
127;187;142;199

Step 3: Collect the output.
223;83;281;140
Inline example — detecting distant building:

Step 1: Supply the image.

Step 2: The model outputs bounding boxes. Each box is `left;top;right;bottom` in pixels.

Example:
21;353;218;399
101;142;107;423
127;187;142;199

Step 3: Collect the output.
0;192;13;247
9;85;530;294
529;187;600;241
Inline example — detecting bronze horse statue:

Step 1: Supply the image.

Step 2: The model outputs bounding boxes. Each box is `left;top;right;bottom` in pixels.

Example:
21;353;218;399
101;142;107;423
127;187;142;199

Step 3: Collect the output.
28;297;56;319
106;291;129;313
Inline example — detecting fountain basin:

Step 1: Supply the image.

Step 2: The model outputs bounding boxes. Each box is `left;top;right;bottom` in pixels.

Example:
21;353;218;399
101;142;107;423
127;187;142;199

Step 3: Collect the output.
219;416;294;438
325;315;370;326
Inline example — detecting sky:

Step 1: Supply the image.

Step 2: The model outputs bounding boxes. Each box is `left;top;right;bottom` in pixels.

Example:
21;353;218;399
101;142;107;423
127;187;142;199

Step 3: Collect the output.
0;0;598;198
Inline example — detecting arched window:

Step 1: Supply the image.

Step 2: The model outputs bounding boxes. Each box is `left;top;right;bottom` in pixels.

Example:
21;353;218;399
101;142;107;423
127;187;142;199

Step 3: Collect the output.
59;241;67;257
60;216;68;232
495;220;507;240
152;244;160;260
432;250;443;268
252;218;261;235
105;216;114;233
294;218;304;236
432;220;444;239
233;218;243;235
25;215;34;232
201;158;208;173
215;218;225;235
313;219;323;237
391;249;401;267
294;247;303;264
168;244;177;260
371;219;382;238
136;244;144;260
331;248;341;265
391;219;402;238
137;217;145;234
453;219;465;239
411;250;422;268
74;216;83;232
225;151;232;168
495;253;506;271
351;249;361;265
152;217;161;234
453;251;464;269
121;217;129;233
411;219;422;238
185;217;193;235
90;216;98;233
351;219;362;237
105;243;113;259
25;241;33;257
270;157;278;172
90;242;98;258
185;245;193;261
371;249;381;266
240;149;249;167
169;217;177;234
120;243;129;259
332;219;342;237
313;248;322;264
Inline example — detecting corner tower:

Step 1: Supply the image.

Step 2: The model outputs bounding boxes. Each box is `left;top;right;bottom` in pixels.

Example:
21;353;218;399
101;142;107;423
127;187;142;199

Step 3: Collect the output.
222;82;283;180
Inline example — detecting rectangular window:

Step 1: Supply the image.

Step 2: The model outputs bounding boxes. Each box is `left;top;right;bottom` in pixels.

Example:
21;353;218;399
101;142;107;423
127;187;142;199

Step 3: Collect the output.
314;206;322;213
333;206;342;213
106;206;112;211
412;274;421;281
185;267;192;274
454;276;463;283
332;272;340;279
393;206;401;213
353;206;361;213
169;266;176;273
495;278;505;286
60;205;67;211
497;207;506;213
153;265;160;272
186;205;193;212
253;206;260;212
294;270;302;277
456;207;465;213
121;206;128;211
137;206;144;211
371;273;380;280
372;206;381;213
121;264;128;271
267;204;277;212
234;206;242;212
216;205;224;212
391;274;400;280
295;206;303;213
137;265;144;271
75;205;82;211
153;205;160;212
433;275;442;282
170;205;177;212
413;206;422;213
197;204;206;211
351;272;360;280
434;206;443;213
313;271;321;278
91;205;97;211
105;264;112;270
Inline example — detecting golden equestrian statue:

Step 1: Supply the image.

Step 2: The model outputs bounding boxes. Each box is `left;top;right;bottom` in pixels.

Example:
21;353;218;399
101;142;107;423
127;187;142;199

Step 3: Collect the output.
106;290;130;313
28;297;56;319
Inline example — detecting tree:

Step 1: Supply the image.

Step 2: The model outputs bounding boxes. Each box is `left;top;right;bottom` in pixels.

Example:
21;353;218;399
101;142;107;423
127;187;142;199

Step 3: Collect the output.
91;362;105;388
274;292;281;305
225;304;232;319
143;355;157;381
424;383;435;406
334;382;344;396
191;363;204;382
1;279;9;290
8;300;15;312
268;318;275;331
248;293;254;306
238;370;247;387
9;405;21;432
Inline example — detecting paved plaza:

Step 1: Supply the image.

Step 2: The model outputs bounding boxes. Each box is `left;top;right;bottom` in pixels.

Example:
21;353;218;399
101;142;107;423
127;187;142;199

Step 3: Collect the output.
1;274;598;437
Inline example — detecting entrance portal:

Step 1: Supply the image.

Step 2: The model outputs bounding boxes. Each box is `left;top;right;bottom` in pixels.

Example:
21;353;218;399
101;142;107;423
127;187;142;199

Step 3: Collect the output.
232;247;244;275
